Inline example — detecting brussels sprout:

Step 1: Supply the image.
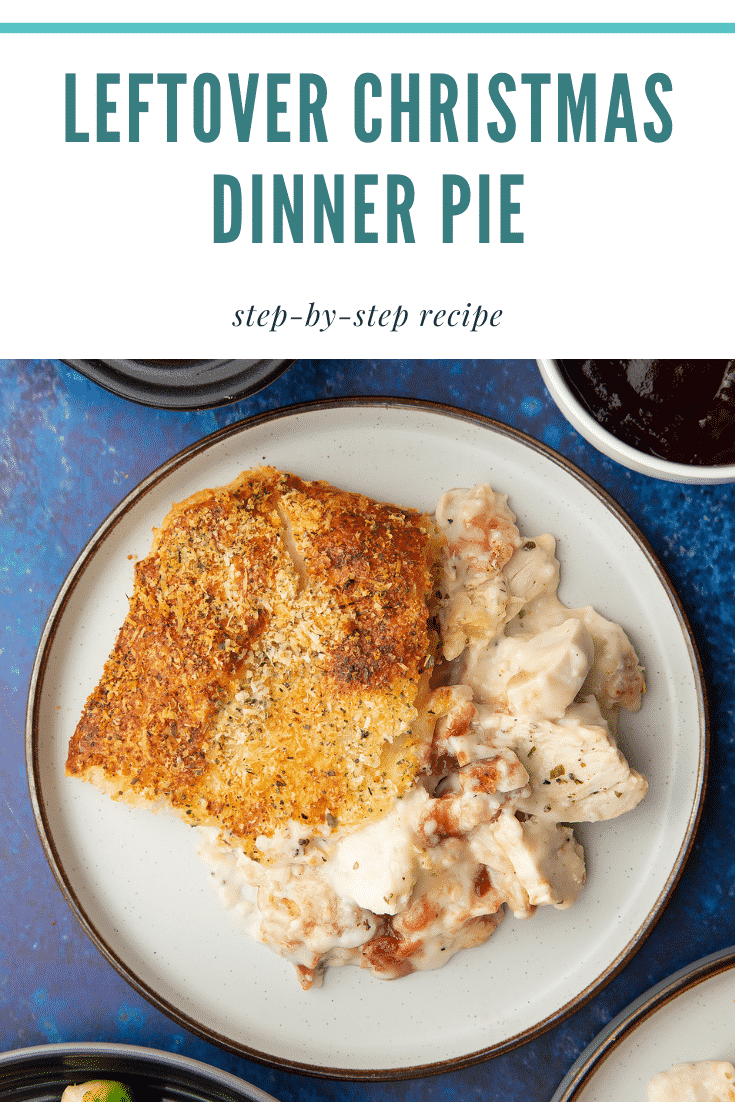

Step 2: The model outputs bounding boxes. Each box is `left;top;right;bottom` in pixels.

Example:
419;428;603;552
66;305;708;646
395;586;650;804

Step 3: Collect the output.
61;1081;134;1102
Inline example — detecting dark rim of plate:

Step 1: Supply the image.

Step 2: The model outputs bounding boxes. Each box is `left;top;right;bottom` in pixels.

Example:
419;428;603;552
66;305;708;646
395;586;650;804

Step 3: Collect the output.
25;397;710;1081
550;945;735;1100
61;360;295;410
0;1041;278;1102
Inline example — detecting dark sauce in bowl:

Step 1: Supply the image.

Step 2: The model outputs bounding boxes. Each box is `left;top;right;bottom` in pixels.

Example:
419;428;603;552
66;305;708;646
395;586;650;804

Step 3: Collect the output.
558;360;735;466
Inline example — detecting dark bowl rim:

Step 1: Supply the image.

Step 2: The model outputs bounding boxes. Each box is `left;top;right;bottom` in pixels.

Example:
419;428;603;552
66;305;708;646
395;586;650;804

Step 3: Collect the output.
61;360;296;410
0;1039;279;1101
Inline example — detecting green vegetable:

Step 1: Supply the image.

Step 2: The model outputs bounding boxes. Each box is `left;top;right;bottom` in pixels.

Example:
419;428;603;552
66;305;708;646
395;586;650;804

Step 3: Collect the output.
61;1081;135;1102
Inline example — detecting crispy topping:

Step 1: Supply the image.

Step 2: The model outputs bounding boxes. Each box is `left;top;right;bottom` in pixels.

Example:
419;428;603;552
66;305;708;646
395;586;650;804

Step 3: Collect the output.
67;468;439;857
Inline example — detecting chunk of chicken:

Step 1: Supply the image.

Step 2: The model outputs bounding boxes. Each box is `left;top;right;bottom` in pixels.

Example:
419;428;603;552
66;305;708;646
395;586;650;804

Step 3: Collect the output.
647;1062;735;1102
435;485;522;660
466;700;648;823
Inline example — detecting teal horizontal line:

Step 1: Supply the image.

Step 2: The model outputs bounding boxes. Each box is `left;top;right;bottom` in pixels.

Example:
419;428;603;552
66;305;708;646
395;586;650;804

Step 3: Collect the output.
0;21;733;32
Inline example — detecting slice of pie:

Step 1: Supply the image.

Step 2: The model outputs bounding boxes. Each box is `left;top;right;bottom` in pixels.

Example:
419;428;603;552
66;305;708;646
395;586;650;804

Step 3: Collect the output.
66;467;442;856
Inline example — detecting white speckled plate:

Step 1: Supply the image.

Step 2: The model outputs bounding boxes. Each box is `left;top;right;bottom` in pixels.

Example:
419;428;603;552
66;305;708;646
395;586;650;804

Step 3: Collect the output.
551;947;735;1101
27;399;707;1079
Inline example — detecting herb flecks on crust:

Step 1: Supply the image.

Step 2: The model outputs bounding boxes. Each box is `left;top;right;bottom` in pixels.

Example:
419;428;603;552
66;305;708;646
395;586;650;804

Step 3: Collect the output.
66;468;439;857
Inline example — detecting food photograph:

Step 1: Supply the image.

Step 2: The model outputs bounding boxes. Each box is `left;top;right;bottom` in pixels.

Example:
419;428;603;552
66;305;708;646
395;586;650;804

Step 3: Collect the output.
2;358;734;1102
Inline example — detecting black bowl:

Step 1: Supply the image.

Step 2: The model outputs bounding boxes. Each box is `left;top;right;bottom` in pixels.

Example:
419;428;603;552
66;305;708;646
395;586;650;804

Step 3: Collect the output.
62;360;295;410
0;1042;279;1102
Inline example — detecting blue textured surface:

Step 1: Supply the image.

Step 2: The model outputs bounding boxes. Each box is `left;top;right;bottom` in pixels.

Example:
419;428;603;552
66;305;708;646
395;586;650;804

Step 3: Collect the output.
1;359;734;1101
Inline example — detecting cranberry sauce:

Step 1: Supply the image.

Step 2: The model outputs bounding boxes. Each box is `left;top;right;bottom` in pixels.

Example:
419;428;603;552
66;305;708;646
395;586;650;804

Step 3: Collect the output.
558;360;735;466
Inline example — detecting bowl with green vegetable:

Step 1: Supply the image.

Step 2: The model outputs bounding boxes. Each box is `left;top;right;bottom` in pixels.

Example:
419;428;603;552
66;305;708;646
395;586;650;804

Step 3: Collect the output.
0;1042;278;1102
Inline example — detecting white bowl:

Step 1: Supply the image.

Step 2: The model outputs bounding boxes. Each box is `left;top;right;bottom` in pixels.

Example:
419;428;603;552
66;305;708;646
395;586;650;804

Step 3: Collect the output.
537;358;735;484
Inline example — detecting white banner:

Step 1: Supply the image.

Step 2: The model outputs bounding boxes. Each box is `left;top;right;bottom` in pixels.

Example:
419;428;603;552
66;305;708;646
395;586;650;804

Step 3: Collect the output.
0;21;731;355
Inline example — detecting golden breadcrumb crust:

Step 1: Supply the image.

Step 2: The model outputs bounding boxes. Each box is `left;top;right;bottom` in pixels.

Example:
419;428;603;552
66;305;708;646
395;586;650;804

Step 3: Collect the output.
67;467;439;857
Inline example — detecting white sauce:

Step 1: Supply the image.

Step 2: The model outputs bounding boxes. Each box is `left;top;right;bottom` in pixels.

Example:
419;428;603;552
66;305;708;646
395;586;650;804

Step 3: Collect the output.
198;484;647;986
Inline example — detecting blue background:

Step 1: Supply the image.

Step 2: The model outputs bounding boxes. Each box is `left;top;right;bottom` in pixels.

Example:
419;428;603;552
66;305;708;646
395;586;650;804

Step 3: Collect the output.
1;359;733;1101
